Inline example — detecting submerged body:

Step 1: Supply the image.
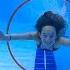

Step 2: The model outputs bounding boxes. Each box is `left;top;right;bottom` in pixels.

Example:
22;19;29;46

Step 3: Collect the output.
0;11;70;70
34;25;59;70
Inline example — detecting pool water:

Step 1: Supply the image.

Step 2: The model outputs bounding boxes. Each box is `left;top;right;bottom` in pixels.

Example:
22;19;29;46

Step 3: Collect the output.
0;0;70;70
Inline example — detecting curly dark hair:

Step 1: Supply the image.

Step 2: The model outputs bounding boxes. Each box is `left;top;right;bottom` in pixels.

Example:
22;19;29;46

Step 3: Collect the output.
35;11;66;41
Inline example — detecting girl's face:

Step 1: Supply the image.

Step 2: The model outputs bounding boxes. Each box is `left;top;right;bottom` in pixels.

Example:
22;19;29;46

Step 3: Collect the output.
40;26;57;50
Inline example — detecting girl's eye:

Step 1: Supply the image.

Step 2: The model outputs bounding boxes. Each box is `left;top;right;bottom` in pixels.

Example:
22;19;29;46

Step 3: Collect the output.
42;35;47;38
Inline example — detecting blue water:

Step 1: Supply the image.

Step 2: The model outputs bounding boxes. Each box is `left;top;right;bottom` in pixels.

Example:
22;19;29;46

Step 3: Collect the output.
0;0;70;70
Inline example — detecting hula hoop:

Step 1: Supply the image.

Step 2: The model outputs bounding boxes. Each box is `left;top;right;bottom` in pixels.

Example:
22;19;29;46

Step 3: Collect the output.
6;0;30;70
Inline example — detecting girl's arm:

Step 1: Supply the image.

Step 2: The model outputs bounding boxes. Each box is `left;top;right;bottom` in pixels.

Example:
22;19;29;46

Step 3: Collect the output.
58;37;70;46
0;31;37;41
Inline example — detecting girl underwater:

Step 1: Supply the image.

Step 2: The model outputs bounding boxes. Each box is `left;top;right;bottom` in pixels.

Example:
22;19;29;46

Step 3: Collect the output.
0;11;70;70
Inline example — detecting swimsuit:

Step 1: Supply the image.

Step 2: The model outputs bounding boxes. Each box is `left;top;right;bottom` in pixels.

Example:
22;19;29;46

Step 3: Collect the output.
34;47;57;70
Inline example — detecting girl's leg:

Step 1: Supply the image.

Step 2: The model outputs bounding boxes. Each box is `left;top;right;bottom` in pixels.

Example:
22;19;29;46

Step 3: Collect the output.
45;50;57;70
34;48;45;70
